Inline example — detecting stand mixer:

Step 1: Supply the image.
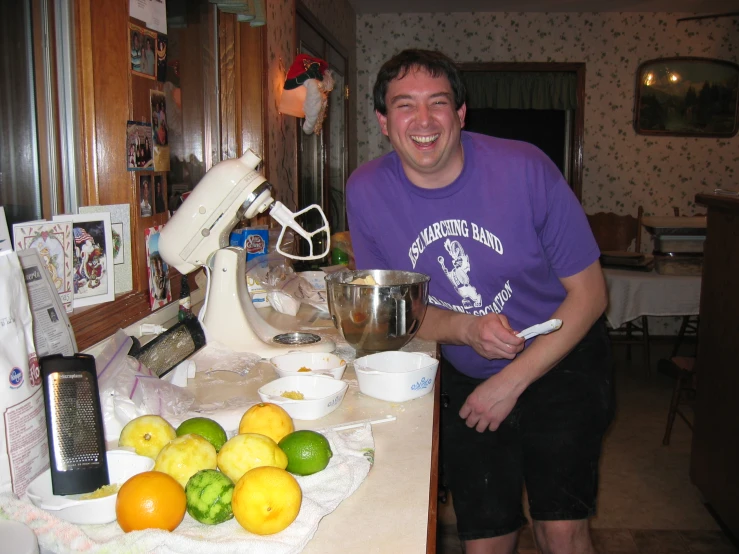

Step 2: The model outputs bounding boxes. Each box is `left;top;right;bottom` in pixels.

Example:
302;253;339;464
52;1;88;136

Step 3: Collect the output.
159;150;335;358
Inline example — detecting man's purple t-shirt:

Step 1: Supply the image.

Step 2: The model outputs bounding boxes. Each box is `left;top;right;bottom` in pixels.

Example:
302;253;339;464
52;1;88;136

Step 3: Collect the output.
346;131;599;379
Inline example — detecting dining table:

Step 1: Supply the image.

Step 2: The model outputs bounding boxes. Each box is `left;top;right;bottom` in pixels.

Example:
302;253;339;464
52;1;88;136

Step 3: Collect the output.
602;267;702;330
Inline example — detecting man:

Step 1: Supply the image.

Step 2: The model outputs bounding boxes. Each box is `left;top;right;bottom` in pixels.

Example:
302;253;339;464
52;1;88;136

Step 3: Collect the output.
140;177;152;217
346;49;613;554
154;177;165;214
131;32;142;73
143;37;155;76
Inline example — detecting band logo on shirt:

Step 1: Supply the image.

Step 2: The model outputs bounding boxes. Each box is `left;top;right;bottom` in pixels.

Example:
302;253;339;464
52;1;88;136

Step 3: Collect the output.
408;219;503;268
438;240;481;309
429;279;513;316
408;219;512;316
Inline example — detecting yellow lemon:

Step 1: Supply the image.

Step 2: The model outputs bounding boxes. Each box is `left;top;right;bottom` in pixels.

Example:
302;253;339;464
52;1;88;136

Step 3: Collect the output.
154;433;218;488
232;466;302;535
118;415;177;459
238;403;294;444
217;433;288;483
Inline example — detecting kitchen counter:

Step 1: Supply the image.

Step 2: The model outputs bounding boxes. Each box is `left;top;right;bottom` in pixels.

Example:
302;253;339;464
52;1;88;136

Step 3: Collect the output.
101;302;440;553
196;305;439;553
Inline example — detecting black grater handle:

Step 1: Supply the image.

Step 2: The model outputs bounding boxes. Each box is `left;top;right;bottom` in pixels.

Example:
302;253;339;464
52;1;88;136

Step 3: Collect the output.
39;353;109;496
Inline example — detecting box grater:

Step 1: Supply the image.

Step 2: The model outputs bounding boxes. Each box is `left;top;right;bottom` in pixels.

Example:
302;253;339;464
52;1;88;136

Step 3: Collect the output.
39;354;109;496
129;318;206;378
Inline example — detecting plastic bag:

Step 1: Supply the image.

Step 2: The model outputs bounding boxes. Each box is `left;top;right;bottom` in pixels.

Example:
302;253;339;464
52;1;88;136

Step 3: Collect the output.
246;252;327;315
95;330;195;442
0;251;48;497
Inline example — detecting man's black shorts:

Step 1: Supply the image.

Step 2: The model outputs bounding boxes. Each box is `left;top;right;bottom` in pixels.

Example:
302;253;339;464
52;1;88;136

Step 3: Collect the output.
440;318;614;541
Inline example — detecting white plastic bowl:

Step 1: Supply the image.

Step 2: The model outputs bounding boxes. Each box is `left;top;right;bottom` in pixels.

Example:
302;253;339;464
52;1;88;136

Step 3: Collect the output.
26;450;155;524
269;352;347;379
258;375;348;420
353;351;439;402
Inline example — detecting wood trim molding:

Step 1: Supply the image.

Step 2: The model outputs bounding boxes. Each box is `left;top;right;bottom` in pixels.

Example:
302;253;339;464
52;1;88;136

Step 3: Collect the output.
572;64;586;202
31;0;60;217
426;363;441;554
239;23;265;160
75;0;98;206
69;273;196;351
220;13;239;161
69;291;152;350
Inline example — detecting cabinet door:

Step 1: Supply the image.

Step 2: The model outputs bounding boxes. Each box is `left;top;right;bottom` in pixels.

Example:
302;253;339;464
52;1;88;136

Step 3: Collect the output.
690;200;739;537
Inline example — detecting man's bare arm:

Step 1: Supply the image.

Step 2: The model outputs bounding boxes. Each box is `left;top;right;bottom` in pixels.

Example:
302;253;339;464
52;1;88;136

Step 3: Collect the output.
417;306;525;360
459;260;608;432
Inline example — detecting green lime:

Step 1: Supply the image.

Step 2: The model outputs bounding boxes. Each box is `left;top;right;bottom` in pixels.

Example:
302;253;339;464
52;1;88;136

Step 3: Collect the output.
176;417;228;452
185;469;234;525
278;430;333;476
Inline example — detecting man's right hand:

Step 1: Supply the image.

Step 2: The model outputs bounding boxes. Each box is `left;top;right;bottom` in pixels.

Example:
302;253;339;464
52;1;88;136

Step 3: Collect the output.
461;313;525;360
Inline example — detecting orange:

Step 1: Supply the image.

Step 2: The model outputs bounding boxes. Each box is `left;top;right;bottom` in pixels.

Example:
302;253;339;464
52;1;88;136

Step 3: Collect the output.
238;403;294;444
232;466;302;535
116;471;187;532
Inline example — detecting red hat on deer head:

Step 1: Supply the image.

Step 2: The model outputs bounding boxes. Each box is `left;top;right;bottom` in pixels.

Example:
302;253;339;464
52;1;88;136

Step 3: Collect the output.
284;54;329;90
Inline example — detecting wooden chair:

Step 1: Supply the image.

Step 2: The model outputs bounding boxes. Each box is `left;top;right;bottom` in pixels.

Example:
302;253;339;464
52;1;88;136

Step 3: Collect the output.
587;207;650;371
587;207;643;254
660;356;697;445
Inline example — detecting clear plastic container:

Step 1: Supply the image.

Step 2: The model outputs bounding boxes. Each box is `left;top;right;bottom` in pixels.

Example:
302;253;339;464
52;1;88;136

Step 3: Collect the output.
653;252;703;276
653;235;705;254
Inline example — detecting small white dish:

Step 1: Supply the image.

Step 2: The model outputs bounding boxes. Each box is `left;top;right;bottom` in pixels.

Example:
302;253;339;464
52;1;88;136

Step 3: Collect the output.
26;450;155;524
353;351;439;403
269;351;347;380
258;375;348;420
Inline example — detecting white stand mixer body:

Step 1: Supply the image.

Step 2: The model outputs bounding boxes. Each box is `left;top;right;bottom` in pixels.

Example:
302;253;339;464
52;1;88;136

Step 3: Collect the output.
159;149;335;358
202;248;334;357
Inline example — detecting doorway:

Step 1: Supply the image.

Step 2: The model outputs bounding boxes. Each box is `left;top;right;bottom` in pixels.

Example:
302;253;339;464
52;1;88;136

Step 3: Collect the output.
295;3;349;260
459;63;585;200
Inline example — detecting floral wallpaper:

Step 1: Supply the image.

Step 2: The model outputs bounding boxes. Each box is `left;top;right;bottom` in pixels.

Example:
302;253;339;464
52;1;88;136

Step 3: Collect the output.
265;0;356;210
355;12;739;218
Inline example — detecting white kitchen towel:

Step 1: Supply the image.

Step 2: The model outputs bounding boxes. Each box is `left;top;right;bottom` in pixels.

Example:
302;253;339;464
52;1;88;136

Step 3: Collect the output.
0;424;374;554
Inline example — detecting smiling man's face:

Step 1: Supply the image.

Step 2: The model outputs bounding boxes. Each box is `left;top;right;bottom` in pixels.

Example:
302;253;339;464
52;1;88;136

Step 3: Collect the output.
376;67;466;189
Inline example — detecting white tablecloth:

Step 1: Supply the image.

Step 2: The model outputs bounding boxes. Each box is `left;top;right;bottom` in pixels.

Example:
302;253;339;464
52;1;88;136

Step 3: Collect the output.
603;268;701;329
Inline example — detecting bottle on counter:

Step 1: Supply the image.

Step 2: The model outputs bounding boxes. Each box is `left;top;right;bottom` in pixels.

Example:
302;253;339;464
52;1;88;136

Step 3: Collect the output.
178;274;193;322
331;247;349;266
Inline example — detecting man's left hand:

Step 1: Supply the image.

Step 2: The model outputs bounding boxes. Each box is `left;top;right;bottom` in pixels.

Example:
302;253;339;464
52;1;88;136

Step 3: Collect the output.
459;372;520;432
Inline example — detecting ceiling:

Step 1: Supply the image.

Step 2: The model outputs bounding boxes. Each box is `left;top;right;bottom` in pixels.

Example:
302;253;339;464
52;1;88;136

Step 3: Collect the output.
347;0;739;15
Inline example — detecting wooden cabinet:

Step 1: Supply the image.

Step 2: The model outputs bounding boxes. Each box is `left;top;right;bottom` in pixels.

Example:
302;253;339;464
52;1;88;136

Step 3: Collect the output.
691;193;739;537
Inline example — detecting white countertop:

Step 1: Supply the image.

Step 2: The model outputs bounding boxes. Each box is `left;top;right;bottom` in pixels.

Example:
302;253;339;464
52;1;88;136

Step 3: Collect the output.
191;306;437;553
97;302;438;553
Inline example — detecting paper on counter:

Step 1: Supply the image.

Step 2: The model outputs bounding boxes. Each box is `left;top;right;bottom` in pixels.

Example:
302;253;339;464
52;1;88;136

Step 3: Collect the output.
0;207;10;252
16;249;77;357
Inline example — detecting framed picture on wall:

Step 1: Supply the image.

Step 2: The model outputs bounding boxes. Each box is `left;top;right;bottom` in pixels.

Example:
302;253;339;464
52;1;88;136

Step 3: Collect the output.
53;212;115;308
130;23;157;80
634;57;739;137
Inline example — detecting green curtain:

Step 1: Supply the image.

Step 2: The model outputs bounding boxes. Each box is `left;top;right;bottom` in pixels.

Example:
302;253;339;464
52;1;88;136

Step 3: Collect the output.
462;72;577;110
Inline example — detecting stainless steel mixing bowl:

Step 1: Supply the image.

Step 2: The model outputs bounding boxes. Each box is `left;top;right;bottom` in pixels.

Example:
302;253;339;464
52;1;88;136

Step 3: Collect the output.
325;269;430;355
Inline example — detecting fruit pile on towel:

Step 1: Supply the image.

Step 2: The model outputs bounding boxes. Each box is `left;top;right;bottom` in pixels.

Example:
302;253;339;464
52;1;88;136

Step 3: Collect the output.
0;422;374;554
